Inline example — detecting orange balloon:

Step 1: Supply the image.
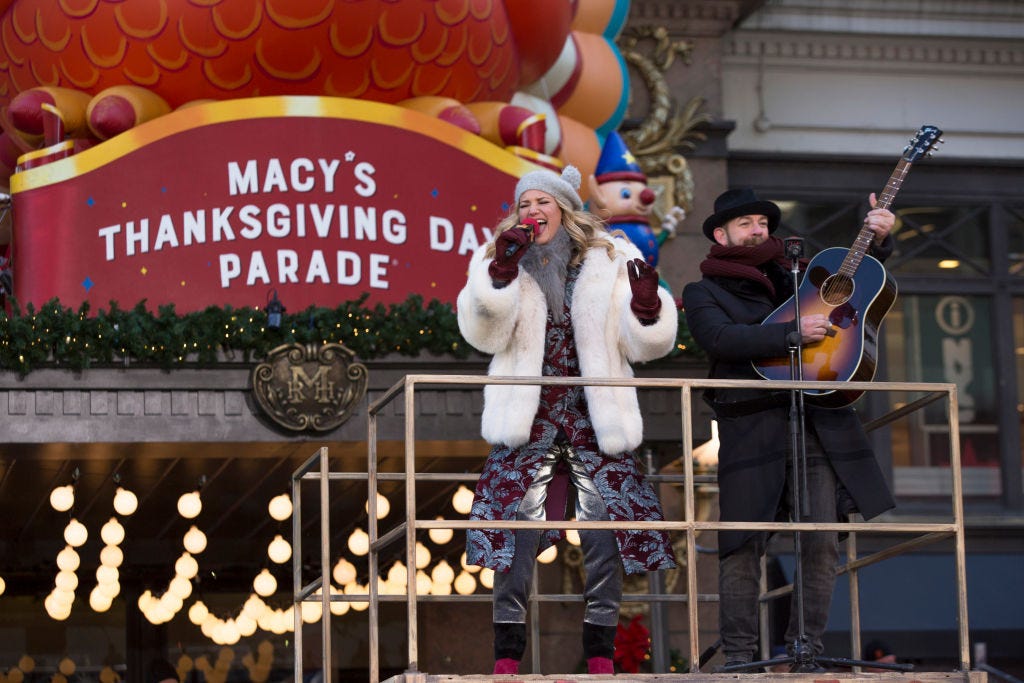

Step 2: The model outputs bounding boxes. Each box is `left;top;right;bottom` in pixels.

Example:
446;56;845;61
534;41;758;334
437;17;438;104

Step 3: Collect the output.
554;32;625;134
556;115;601;202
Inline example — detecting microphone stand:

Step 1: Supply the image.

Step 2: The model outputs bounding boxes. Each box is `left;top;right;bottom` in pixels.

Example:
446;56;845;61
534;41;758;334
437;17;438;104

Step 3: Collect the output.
719;237;913;674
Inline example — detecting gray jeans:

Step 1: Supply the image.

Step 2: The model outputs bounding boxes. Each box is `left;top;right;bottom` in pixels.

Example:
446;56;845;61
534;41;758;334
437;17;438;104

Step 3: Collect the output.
493;441;623;627
718;431;840;663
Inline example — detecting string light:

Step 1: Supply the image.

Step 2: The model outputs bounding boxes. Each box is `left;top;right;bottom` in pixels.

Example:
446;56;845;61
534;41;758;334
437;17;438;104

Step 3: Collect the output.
177;491;202;519
428;517;454;545
267;535;292;564
100;518;125;546
267;494;292;521
183;526;207;554
451;485;475;514
113;486;138;516
64;519;88;547
347;528;369;556
49;485;74;512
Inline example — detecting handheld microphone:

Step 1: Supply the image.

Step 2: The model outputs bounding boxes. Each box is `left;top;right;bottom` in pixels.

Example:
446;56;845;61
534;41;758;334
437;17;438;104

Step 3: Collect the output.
504;218;538;258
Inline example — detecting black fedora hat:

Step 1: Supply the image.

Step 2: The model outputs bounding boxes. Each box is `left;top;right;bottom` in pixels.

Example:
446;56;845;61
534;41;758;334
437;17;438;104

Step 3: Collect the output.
702;187;781;240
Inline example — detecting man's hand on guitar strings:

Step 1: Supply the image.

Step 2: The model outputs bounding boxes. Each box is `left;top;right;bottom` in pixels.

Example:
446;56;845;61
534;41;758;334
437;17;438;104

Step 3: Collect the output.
865;192;896;246
800;313;834;343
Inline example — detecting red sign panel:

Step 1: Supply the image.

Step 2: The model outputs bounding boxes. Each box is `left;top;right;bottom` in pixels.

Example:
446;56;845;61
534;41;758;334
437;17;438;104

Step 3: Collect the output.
11;97;537;312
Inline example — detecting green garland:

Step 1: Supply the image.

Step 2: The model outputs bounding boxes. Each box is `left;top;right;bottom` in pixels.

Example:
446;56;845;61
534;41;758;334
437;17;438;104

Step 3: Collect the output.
0;294;700;374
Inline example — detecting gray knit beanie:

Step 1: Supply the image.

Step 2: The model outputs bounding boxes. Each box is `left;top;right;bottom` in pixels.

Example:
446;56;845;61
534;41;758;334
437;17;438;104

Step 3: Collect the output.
514;165;583;211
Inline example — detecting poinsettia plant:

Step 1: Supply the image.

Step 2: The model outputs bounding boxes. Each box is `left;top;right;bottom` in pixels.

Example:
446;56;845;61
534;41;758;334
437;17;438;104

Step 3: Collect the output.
614;614;651;673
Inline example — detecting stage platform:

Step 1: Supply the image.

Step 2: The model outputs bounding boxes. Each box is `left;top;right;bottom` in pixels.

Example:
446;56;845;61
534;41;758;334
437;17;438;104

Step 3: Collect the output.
383;672;986;683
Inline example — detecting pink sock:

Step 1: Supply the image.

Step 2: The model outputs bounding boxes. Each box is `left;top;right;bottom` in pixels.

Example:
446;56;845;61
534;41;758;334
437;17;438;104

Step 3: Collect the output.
587;657;615;675
493;658;520;675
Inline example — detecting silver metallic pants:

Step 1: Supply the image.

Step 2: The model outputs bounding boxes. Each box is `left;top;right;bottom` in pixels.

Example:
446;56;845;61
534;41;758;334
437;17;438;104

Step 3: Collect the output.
493;441;623;627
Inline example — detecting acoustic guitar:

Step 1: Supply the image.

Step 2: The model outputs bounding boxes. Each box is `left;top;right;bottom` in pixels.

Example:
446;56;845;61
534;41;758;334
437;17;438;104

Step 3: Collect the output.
752;125;943;408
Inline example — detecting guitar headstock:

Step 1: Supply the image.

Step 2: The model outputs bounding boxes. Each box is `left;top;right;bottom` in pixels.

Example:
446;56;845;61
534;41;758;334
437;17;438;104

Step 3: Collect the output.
903;125;944;163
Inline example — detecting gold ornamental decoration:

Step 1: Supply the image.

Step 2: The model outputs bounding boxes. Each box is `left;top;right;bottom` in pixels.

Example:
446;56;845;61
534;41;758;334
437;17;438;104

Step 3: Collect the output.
251;342;368;432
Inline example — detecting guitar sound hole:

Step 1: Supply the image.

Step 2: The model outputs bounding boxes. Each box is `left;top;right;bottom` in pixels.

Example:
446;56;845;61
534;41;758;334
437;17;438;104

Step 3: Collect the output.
820;275;853;306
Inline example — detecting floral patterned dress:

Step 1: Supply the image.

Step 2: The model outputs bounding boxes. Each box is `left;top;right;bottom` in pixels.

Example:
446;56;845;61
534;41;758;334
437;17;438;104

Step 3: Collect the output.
466;265;677;575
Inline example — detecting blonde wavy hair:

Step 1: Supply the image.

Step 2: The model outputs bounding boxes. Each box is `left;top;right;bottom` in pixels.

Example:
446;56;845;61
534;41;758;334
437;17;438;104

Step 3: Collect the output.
484;193;619;267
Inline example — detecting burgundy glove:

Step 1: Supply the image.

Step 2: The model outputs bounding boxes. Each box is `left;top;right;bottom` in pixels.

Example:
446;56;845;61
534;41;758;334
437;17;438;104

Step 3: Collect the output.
488;218;537;284
628;258;661;321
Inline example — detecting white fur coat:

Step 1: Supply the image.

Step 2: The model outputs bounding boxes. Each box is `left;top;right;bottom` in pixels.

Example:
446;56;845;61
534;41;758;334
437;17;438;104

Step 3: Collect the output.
456;235;677;454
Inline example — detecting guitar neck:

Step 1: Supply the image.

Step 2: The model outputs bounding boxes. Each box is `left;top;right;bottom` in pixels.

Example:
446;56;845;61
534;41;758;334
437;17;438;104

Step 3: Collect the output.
839;158;911;277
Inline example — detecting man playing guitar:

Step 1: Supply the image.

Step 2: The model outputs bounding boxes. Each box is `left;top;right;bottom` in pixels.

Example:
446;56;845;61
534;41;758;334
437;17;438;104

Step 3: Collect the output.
681;187;897;671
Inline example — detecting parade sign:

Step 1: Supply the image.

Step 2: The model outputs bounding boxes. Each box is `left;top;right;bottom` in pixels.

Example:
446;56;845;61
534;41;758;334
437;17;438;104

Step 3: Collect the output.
11;97;538;312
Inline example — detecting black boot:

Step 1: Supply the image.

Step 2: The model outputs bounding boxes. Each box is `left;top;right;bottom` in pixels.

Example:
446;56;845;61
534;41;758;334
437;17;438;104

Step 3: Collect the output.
494;622;527;661
583;622;617;674
582;621;616;659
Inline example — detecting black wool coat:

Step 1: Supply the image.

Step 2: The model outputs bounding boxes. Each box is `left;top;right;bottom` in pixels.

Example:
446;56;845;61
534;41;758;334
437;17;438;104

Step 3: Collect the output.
682;252;895;557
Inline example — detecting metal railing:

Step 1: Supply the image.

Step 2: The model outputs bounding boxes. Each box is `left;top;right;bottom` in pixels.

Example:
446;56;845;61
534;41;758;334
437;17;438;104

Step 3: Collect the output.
292;374;968;682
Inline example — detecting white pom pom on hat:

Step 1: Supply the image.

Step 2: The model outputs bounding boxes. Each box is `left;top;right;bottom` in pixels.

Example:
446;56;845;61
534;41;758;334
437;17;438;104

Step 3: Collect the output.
514;165;584;211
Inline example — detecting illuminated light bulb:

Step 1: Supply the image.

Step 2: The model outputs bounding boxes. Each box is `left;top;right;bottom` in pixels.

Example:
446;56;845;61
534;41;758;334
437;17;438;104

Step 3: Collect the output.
64;519;88;547
415;570;432;595
137;590;154;613
0;576;5;596
480;567;495;589
428;517;453;545
454;571;477;595
50;485;75;512
175;553;199;579
274;608;293;633
100;517;125;546
200;614;218;637
169;575;193;600
188;601;209;626
386;561;408;587
51;587;75;607
183;526;207;554
430;560;455;585
344;582;368;612
253;569;277;597
347;528;369;556
414;542;431;569
44;593;72;621
158;592;183;614
460;552;481;573
300;600;322;624
56;546;80;572
113;487;138;516
364;492;390;519
99;545;124;568
147;602;173;625
332;558;356;586
220;619;241;645
236;614;258;637
18;656;35;674
329;596;350;616
538;545;558;564
451;485;475;515
565;529;581;546
95;565;119;586
267;535;292;564
89;587;113;613
267;494;292;521
241;594;266;620
54;570;78;592
96;580;120;599
430;579;452;596
177;491;202;519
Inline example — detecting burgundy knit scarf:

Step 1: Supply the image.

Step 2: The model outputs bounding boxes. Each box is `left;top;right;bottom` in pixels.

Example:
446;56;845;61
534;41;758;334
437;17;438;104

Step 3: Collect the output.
699;236;794;297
